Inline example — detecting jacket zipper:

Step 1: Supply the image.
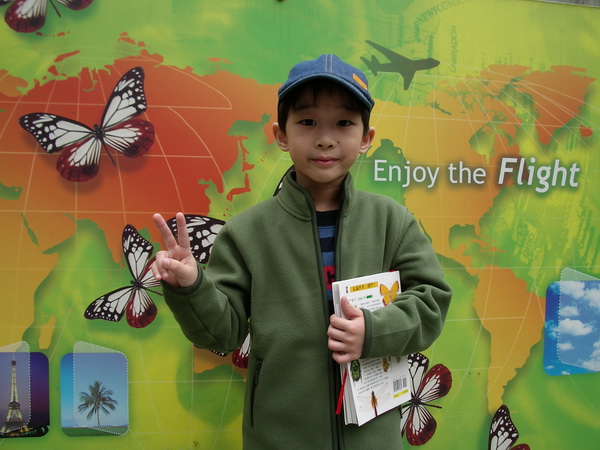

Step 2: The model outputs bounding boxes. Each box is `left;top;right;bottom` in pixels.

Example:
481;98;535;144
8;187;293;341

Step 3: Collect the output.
250;358;262;426
334;204;344;449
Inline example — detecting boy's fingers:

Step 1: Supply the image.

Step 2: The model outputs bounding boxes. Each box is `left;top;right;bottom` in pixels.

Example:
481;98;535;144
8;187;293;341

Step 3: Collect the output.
340;297;362;319
175;212;191;249
154;251;171;279
153;213;178;250
150;259;161;281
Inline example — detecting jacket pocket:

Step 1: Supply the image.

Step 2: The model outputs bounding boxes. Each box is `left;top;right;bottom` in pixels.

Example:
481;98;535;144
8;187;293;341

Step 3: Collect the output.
250;358;263;426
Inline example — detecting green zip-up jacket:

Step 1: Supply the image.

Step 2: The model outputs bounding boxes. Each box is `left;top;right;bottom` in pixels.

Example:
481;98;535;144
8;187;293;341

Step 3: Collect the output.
163;171;452;449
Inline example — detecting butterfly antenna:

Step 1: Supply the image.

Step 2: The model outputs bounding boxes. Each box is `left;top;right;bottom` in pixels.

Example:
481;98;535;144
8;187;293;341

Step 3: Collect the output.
146;288;163;297
422;402;443;409
49;0;62;18
101;141;117;166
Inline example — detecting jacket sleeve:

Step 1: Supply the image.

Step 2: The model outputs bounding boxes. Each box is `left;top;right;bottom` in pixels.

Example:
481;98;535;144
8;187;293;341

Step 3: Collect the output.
162;224;251;353
361;211;452;359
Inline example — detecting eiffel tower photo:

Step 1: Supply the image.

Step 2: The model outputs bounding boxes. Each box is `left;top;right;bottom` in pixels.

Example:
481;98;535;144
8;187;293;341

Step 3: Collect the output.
0;356;30;437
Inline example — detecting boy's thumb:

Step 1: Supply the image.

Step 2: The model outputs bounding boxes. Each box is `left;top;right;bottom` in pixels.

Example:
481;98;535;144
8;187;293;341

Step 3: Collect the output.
341;296;361;319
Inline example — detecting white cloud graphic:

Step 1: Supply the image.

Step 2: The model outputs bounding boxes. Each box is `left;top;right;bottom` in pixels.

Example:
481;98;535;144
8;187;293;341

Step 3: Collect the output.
560;305;579;317
557;341;574;351
585;288;600;312
560;281;586;299
559;318;594;336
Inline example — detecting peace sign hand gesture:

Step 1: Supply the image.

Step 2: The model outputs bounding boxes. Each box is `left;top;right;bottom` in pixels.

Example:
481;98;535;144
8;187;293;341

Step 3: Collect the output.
151;212;199;288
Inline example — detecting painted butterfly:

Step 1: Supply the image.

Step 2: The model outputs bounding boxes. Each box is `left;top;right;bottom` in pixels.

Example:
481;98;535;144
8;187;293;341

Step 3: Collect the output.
84;224;160;328
400;352;452;446
380;280;399;306
489;405;530;450
166;214;225;264
3;0;93;33
231;330;251;369
19;66;154;182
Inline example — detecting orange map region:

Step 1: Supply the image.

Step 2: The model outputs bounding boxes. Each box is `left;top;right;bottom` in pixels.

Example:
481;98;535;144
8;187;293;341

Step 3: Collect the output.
473;266;544;410
513;66;595;145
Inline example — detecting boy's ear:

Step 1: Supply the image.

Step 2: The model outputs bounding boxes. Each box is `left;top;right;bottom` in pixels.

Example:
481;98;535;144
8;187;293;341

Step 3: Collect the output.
359;127;376;154
272;122;289;151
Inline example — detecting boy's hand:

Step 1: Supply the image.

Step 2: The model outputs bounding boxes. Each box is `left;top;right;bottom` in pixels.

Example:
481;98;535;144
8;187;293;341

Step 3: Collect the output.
151;212;198;288
328;297;365;364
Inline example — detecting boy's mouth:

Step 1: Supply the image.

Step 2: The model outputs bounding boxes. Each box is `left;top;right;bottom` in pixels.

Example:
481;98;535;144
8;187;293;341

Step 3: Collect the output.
313;157;338;166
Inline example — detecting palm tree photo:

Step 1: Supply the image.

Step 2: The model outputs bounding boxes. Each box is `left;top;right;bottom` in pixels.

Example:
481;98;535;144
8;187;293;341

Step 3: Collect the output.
77;380;119;427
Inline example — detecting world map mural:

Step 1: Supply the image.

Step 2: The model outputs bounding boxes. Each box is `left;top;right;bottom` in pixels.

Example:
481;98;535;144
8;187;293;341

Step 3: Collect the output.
0;0;599;448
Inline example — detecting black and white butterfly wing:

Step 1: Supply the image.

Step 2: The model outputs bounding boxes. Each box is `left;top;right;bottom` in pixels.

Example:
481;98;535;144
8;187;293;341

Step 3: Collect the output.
417;363;452;404
101;66;148;128
84;285;136;323
19;113;104;181
102;119;155;158
167;214;225;264
401;353;452;446
19;113;94;153
98;66;155;160
122;224;154;280
489;405;530;450
125;269;159;328
84;225;160;328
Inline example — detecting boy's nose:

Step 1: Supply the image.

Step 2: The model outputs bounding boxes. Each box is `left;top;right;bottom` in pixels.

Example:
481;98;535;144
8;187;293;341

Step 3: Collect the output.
315;132;337;149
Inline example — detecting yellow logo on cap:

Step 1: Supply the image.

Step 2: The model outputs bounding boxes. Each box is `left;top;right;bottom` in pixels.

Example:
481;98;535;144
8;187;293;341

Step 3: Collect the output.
353;73;368;91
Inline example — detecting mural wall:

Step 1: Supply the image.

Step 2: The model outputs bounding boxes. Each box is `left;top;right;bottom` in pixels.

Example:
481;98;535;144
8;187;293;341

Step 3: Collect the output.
0;0;598;448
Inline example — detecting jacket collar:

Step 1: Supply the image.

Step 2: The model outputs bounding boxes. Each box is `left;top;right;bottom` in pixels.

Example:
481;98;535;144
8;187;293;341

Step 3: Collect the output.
276;170;355;220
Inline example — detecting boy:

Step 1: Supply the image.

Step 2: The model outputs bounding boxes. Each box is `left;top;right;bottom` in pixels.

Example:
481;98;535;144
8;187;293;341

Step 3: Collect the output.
152;54;452;449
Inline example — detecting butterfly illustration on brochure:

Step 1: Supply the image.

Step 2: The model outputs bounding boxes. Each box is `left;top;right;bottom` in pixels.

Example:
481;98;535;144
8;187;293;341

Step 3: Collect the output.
84;224;160;328
380;279;399;306
1;0;93;33
488;404;530;450
400;352;452;446
19;65;154;182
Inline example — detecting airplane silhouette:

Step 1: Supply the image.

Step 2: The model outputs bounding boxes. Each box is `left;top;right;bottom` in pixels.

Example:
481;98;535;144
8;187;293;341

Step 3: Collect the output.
361;40;440;90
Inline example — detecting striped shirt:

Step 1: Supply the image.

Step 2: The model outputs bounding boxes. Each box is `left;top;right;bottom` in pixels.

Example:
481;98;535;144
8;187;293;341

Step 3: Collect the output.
316;210;338;305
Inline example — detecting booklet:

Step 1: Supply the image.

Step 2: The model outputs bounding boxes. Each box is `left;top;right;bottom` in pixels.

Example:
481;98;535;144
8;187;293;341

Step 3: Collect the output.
332;271;411;426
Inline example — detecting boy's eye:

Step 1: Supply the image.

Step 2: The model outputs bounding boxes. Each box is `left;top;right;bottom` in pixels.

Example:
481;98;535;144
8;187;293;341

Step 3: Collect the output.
338;120;353;127
299;119;316;126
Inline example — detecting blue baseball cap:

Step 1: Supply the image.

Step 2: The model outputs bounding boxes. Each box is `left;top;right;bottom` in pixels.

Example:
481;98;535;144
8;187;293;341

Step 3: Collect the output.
278;54;374;111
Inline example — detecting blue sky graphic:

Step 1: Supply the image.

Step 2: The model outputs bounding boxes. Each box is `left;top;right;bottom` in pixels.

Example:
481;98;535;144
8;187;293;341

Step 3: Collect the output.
544;281;600;376
60;352;128;429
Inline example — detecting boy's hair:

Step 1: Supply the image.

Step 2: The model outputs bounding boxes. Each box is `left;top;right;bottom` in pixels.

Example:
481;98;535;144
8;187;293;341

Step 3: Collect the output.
277;79;371;135
277;54;374;135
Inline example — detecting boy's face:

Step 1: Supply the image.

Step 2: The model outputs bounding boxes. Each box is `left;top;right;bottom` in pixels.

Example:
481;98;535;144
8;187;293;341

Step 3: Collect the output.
273;88;375;203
